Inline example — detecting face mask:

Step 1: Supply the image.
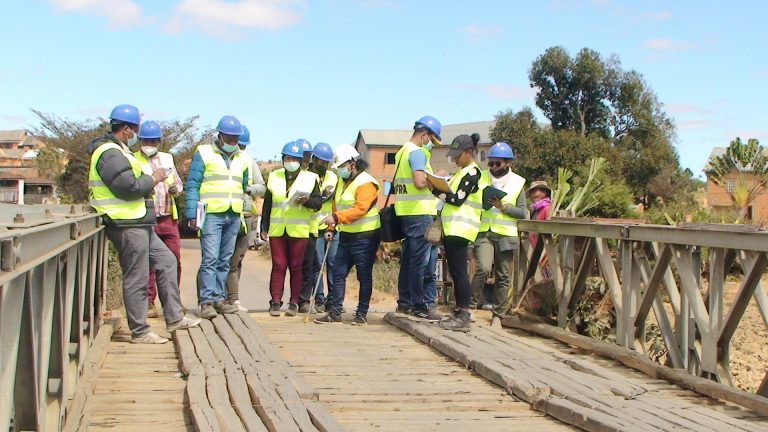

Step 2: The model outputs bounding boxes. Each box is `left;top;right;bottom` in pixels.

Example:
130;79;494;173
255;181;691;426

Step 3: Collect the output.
221;143;238;153
337;166;352;179
141;146;158;157
284;161;300;173
490;166;510;178
127;129;139;147
315;165;327;177
423;142;433;152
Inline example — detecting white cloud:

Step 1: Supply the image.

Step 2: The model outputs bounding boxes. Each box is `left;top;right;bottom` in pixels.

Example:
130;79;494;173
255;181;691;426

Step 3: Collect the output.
640;11;672;21
460;84;536;101
166;0;306;38
666;103;711;116
641;38;696;51
462;24;501;43
678;119;713;130
50;0;147;28
729;129;768;140
354;0;401;9
755;70;768;79
0;114;28;124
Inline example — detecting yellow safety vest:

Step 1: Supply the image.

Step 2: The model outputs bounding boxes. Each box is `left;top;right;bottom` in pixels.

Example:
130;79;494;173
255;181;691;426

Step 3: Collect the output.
478;170;491;233
197;144;248;214
335;171;381;234
480;170;526;237
89;142;147;221
441;162;488;242
134;150;179;220
241;154;256;217
317;170;338;231
267;169;319;238
393;141;437;216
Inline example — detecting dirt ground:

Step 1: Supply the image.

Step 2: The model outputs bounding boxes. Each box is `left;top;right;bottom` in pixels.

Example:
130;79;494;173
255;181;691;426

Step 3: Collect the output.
724;276;768;392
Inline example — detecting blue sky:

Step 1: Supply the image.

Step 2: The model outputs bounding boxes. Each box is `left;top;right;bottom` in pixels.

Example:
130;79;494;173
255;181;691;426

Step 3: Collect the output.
1;0;766;177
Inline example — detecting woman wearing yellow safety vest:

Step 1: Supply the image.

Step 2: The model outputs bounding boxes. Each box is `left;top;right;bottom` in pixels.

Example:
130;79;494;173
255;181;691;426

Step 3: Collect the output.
260;141;323;317
314;144;380;325
429;134;487;332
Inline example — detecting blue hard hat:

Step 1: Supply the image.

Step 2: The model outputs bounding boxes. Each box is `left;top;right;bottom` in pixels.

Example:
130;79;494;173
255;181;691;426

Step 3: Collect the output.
295;138;313;155
238;125;251;146
414;115;442;143
138;120;162;139
282;141;303;158
312;142;334;162
216;116;243;136
488;142;514;159
109;104;140;125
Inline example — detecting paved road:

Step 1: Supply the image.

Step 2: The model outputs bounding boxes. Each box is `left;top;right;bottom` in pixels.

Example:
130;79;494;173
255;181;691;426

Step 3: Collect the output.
179;239;272;313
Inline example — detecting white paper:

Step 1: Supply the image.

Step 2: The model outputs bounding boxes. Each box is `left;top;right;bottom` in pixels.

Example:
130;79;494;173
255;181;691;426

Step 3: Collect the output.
195;202;207;229
425;171;452;193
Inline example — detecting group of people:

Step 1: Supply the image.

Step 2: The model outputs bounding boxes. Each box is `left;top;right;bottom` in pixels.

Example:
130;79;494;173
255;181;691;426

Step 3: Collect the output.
89;104;553;343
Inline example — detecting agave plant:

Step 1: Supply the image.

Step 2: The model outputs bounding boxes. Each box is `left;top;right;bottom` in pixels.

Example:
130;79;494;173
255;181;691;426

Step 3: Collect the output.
551;157;607;216
705;137;768;220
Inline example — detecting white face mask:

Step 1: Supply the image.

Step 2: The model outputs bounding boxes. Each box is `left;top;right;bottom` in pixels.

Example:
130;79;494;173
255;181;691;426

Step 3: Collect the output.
284;161;300;172
127;129;139;147
141;146;158;157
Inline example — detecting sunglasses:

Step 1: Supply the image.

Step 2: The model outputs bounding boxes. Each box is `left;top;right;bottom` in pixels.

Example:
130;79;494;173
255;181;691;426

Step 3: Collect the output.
488;161;504;168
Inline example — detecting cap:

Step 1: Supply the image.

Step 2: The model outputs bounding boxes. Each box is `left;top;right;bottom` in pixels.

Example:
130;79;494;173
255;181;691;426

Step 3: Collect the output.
447;134;475;158
526;180;552;196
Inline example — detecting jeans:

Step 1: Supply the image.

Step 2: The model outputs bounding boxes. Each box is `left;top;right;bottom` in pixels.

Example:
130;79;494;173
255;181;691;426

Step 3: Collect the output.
312;229;338;303
198;211;241;304
299;235;318;305
424;245;438;308
147;215;181;304
269;236;308;305
328;236;380;316
397;215;435;311
106;226;183;337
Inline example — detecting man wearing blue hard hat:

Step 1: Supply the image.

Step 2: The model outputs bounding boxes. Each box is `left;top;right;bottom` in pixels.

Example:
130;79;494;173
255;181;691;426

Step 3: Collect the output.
88;105;199;344
470;142;527;326
133;120;184;319
185;116;250;319
225;124;266;311
393;115;443;322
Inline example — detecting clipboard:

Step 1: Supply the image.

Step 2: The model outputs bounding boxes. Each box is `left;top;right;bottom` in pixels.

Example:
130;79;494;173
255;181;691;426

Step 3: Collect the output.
288;191;310;206
425;171;452;193
195;202;207;229
482;186;507;210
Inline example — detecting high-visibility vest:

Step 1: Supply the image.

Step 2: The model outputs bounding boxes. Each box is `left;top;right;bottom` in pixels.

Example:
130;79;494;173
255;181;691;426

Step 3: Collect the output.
335;171;381;234
134;150;179;220
478;170;491;233
267;169;319;238
197;144;248;214
89;142;147;221
317;170;338;231
393;141;437;216
480;170;526;237
241;154;256;216
440;162;488;242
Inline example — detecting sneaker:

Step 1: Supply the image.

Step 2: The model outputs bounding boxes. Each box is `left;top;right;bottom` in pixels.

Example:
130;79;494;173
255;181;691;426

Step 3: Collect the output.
490;316;502;328
234;300;248;312
269;301;282;317
351;313;367;326
298;303;317;314
285;303;299;316
412;308;443;322
147;303;159;318
131;332;169;344
219;300;238;314
315;302;326;313
439;309;472;332
167;316;202;332
314;313;342;324
200;303;217;320
395;305;411;315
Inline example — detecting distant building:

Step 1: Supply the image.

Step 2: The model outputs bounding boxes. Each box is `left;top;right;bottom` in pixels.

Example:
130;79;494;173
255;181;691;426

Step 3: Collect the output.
0;129;57;204
705;147;768;224
354;121;495;206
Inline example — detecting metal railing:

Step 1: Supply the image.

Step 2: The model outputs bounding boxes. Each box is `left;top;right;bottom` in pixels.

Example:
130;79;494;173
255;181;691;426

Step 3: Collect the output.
0;204;107;431
515;218;768;396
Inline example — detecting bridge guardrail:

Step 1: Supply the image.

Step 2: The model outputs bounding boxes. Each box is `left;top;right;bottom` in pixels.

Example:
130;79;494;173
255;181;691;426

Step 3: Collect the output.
0;204;107;431
514;218;768;397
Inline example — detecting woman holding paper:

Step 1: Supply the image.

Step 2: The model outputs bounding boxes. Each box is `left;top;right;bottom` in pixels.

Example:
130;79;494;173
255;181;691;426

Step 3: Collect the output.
260;141;322;317
429;133;487;332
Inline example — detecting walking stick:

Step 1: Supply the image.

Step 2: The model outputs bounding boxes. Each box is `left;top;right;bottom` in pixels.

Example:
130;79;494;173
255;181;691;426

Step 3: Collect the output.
305;241;331;323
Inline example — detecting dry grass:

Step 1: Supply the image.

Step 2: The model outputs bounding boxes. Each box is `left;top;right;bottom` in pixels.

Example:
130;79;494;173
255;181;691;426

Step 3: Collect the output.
105;243;124;310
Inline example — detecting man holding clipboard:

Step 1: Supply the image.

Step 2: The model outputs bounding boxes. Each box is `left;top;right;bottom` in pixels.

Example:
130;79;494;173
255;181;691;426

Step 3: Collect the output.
470;142;527;323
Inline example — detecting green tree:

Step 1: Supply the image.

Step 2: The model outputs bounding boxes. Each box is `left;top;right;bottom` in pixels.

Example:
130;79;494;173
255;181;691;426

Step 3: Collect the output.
704;137;768;219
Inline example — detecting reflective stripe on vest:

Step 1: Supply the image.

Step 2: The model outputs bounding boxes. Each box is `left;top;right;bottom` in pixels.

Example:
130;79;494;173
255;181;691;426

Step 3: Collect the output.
335;171;381;234
242;155;256;216
487;170;526;237
393;141;437;216
317;170;338;230
197;144;248;214
267;169;318;238
88;142;147;220
440;162;487;242
134;150;179;220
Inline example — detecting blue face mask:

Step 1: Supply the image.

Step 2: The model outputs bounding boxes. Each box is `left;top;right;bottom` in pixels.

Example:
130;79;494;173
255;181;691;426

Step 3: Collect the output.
337;166;352;179
127;129;139;147
423;142;433;152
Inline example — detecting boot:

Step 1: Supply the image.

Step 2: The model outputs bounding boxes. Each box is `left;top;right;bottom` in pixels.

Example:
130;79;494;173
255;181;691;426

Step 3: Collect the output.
439;308;471;332
147;303;159;319
200;303;217;320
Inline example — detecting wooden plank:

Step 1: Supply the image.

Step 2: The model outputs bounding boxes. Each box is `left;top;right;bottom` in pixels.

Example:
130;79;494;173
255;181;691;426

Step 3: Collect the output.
62;316;120;432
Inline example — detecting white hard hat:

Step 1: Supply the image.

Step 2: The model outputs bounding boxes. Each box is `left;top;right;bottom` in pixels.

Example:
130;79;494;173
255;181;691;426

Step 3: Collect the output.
332;144;360;169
